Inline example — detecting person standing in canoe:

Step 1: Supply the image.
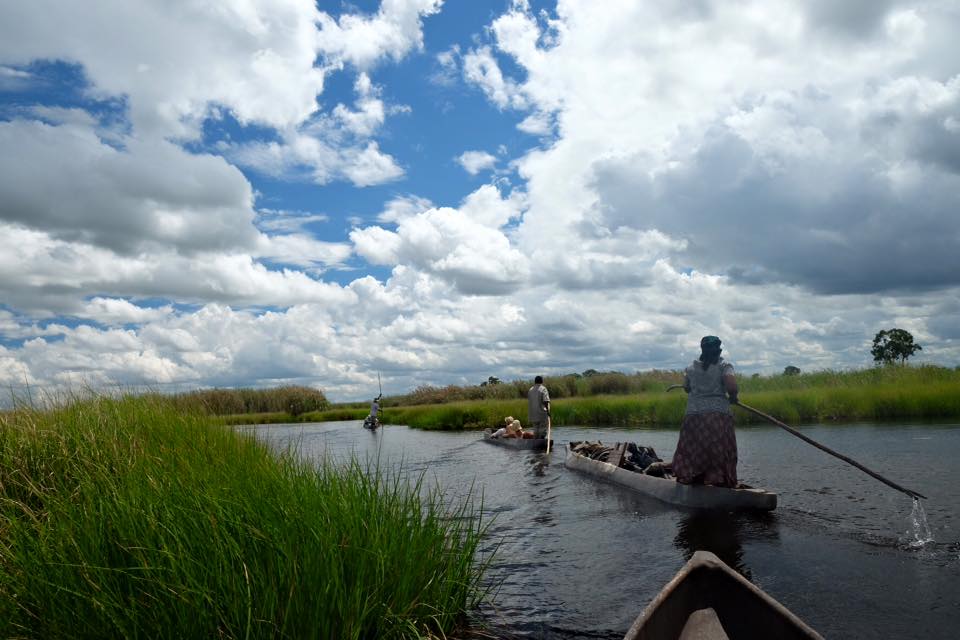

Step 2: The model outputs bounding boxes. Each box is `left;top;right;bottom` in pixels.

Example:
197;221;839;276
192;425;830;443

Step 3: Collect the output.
527;375;551;439
672;336;739;487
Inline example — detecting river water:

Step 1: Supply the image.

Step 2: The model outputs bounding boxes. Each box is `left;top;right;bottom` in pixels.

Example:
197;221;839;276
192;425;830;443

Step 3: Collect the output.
247;421;960;639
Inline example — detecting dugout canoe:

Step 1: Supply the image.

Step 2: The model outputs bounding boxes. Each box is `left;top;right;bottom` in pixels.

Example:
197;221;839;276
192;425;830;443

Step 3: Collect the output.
623;550;822;640
482;430;553;451
565;442;776;511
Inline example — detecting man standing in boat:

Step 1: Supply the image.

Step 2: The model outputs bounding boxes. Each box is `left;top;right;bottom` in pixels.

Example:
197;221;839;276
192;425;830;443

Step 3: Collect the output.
369;395;381;423
527;375;551;439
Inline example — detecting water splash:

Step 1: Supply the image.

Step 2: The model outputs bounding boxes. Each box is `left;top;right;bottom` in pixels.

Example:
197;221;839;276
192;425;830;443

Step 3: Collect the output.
902;498;934;549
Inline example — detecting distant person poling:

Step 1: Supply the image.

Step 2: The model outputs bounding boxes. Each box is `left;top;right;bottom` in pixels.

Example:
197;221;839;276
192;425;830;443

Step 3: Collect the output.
363;373;383;430
527;376;551;439
362;396;381;430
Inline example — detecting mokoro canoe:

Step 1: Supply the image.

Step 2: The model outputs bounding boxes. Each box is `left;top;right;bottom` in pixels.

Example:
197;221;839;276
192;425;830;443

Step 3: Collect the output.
362;415;380;430
623;550;822;640
565;442;776;511
482;430;553;451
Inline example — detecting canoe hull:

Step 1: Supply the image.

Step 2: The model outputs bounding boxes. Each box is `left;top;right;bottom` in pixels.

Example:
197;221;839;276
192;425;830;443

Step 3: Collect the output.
565;444;776;511
483;433;553;451
624;551;822;640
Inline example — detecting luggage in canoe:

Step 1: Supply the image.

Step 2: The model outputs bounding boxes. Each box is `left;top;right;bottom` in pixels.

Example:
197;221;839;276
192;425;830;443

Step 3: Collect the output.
565;442;776;511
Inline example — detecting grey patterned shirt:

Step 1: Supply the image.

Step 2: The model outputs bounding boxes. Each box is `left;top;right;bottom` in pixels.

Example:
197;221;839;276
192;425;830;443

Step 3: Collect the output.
684;358;734;416
527;384;550;422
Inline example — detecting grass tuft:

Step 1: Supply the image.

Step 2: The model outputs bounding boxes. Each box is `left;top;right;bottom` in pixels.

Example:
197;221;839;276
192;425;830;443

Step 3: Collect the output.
0;395;489;639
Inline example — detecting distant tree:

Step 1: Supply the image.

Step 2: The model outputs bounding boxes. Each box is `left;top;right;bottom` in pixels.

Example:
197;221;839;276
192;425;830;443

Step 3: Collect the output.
783;365;801;376
582;369;599;377
487;376;501;385
871;328;922;365
751;373;761;379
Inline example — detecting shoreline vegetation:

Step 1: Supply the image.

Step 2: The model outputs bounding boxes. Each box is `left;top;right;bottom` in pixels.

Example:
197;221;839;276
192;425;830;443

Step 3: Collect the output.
223;365;960;430
0;395;489;638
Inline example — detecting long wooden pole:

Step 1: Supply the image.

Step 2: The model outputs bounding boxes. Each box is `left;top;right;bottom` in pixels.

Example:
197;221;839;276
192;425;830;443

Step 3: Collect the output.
545;414;552;454
376;372;383;428
734;401;927;500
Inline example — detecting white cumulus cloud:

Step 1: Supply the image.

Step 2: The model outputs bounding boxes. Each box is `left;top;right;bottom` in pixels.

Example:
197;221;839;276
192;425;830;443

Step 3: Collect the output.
456;150;498;174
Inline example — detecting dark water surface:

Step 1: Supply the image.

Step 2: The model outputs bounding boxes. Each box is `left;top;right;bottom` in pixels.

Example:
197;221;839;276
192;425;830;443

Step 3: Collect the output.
247;421;960;639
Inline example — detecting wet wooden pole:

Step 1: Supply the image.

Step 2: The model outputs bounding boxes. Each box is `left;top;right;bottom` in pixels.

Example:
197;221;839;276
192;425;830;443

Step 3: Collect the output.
733;401;927;500
546;414;552;454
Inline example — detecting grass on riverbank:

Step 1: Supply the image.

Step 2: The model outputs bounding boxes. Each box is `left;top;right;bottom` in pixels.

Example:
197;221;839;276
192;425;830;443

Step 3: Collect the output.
216;365;960;430
0;396;489;639
224;377;960;431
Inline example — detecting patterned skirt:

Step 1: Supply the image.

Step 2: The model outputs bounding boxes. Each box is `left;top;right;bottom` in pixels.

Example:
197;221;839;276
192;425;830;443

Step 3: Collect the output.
672;412;738;487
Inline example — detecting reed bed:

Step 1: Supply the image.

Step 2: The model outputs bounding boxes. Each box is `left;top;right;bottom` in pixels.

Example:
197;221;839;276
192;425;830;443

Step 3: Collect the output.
169;385;329;416
0;395;489;639
370;380;960;431
209;365;960;430
386;370;683;405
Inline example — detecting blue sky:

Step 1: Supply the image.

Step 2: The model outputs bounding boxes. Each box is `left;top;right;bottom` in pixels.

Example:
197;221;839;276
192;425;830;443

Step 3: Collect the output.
1;0;959;400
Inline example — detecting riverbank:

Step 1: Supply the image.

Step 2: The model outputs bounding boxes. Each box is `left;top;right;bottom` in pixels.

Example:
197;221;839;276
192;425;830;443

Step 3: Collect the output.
387;381;960;430
0;396;488;638
225;379;960;431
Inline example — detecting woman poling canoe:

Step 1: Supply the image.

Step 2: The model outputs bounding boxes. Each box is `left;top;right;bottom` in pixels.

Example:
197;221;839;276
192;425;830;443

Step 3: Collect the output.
671;335;740;487
666;337;927;501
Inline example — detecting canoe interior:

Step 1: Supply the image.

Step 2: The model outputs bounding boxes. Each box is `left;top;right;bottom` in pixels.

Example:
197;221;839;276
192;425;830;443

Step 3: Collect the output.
565;442;776;511
623;551;823;640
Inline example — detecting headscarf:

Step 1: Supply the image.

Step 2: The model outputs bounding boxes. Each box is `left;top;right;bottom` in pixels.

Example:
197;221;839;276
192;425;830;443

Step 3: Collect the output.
699;335;722;369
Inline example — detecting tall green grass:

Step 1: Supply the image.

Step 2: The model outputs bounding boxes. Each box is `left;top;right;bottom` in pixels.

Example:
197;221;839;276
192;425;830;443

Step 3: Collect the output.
368;394;688;431
0;396;489;639
209;365;960;430
374;364;960;408
369;380;960;431
737;364;959;393
168;385;329;416
384;370;683;405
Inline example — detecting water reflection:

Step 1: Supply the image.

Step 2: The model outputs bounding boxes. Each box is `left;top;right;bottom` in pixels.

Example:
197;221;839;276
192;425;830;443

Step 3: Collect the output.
673;511;779;580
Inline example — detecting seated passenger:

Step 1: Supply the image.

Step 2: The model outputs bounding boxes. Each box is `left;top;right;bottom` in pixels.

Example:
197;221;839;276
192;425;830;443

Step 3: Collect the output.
506;419;523;438
489;426;508;438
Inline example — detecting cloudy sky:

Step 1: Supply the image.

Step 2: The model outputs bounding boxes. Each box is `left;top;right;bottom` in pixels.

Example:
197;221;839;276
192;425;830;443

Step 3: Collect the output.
1;0;958;401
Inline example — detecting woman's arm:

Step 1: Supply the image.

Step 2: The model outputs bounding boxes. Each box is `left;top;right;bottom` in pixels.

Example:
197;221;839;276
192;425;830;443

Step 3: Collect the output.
722;373;738;404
